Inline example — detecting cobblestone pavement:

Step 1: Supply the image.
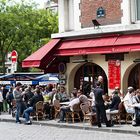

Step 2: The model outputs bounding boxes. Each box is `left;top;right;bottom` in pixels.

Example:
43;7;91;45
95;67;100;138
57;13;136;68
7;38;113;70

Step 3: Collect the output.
0;122;139;140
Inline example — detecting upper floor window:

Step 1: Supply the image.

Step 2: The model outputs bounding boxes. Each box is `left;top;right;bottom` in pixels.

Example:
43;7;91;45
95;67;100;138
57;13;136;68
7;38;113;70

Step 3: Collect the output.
136;0;140;20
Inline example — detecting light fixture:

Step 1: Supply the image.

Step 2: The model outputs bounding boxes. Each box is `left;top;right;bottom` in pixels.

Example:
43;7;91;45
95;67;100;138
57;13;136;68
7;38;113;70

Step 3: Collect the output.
133;58;140;63
72;55;90;63
72;59;88;63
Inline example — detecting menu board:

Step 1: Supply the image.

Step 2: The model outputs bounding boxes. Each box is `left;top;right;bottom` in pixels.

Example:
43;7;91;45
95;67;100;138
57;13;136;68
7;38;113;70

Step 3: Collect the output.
108;60;121;89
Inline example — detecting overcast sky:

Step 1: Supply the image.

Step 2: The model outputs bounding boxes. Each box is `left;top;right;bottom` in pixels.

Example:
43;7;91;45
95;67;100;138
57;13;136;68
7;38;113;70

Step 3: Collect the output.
33;0;46;8
15;0;46;9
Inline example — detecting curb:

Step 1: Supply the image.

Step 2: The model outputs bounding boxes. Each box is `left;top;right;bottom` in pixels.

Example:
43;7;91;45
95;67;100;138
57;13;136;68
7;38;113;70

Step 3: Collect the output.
0;118;139;136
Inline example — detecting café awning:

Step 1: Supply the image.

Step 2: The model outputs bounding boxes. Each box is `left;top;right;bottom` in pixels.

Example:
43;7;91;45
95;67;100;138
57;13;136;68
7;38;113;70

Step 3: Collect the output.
22;39;60;68
22;34;140;69
55;34;140;56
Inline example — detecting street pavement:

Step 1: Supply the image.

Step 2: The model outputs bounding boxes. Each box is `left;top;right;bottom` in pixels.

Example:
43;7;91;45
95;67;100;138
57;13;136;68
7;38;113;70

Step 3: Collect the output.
0;113;140;137
0;122;139;140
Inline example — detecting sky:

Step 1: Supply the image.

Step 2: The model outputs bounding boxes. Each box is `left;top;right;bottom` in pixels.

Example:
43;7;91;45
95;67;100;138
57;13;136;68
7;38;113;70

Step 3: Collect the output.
33;0;46;8
15;0;46;9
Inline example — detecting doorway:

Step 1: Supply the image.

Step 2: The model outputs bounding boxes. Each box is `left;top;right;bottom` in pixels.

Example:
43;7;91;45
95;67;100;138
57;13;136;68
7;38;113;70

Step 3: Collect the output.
128;63;140;89
74;62;108;96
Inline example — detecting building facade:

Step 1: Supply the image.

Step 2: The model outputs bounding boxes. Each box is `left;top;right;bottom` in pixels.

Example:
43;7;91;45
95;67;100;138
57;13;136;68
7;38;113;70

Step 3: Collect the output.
23;0;140;95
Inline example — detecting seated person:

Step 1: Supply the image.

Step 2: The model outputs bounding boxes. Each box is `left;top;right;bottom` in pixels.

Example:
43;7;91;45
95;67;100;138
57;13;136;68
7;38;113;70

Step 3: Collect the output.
133;89;140;105
23;88;44;125
130;89;140;126
123;87;137;126
59;86;69;102
53;90;61;102
44;88;56;119
123;87;136;113
114;87;124;101
77;89;89;104
106;91;121;121
70;90;78;101
57;96;79;123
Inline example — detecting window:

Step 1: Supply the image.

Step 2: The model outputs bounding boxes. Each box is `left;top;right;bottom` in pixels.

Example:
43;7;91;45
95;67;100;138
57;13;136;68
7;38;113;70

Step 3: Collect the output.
136;0;140;20
131;0;140;22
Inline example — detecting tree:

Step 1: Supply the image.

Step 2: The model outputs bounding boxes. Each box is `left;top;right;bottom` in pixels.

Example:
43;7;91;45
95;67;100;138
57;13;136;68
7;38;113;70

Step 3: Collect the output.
0;0;58;73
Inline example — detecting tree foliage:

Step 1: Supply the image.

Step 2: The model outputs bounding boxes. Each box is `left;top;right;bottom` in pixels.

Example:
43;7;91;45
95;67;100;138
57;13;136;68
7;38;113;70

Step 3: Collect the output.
0;0;58;73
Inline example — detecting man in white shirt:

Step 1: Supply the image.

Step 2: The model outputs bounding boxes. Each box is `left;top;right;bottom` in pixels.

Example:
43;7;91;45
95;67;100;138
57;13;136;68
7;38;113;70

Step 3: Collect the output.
58;97;80;123
123;87;137;126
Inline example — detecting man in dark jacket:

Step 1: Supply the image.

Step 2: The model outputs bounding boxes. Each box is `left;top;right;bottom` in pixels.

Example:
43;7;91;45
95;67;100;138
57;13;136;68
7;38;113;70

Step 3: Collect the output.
106;91;121;121
23;88;44;125
94;81;111;127
109;91;121;111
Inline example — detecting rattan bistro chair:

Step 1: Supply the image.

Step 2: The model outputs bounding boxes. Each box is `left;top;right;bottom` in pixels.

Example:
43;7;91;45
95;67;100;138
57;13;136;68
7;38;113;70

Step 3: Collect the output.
66;103;81;123
35;101;44;121
80;103;96;126
109;102;133;124
53;100;61;119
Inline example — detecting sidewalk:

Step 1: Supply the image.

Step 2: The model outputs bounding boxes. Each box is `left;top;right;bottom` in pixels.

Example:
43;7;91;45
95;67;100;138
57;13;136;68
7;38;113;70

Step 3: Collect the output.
0;113;140;136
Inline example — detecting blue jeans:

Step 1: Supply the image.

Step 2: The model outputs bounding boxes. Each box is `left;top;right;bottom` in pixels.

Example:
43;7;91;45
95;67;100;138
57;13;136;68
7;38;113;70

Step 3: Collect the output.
60;107;71;121
16;102;22;122
23;107;33;122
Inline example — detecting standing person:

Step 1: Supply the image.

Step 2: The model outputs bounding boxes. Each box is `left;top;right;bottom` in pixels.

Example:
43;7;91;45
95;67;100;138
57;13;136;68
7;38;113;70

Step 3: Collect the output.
13;82;23;123
0;86;3;115
6;87;14;114
94;81;111;127
2;85;8;112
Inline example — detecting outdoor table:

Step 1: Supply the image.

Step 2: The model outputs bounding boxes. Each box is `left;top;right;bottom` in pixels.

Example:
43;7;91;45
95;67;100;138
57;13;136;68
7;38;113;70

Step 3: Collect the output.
60;101;70;106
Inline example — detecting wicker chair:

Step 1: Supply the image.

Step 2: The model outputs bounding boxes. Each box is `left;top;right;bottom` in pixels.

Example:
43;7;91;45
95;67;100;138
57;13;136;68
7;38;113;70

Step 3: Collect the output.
114;102;133;124
53;100;61;119
109;102;126;124
66;103;81;123
80;103;96;126
123;102;134;124
35;101;44;121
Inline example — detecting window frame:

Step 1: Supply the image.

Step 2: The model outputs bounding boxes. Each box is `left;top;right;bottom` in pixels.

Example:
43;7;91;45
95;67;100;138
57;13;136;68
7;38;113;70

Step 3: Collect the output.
131;0;140;23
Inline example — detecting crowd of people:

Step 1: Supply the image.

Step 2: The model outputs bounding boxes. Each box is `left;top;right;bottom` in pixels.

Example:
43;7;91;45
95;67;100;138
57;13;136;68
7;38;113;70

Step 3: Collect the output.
0;76;140;127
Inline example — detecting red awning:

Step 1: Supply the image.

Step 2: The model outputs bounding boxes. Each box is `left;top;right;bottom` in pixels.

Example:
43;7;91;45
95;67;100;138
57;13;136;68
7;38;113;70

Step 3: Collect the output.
22;34;140;69
55;34;140;56
22;39;60;68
